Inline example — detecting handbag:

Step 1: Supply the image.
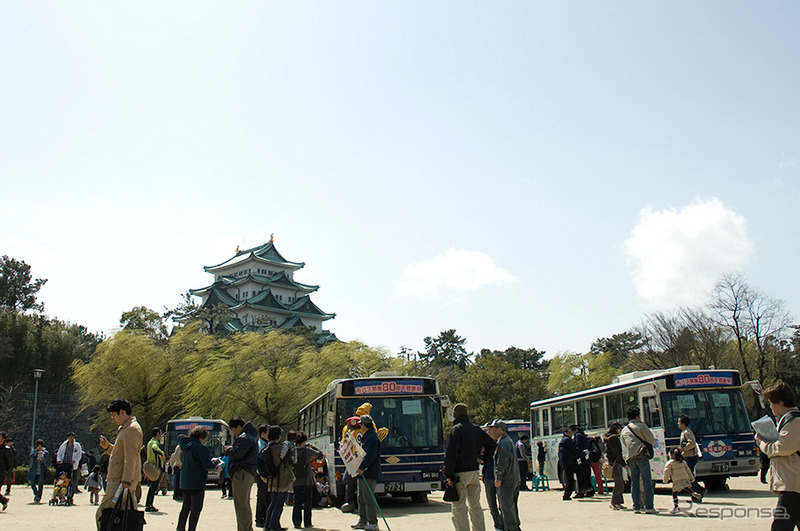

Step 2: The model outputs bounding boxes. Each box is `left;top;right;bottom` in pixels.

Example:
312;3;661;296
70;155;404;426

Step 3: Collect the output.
100;490;146;531
443;482;459;502
143;461;161;482
602;461;614;477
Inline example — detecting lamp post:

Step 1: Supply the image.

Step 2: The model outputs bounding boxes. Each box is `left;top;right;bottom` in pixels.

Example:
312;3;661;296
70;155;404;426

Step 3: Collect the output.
30;368;44;450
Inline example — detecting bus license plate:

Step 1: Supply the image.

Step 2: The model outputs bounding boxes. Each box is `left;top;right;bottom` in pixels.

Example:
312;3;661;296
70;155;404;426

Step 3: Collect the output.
712;462;730;473
384;481;405;493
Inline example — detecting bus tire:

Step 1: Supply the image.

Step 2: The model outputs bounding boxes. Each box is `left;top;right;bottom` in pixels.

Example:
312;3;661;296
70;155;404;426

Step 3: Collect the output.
703;476;728;491
410;492;428;503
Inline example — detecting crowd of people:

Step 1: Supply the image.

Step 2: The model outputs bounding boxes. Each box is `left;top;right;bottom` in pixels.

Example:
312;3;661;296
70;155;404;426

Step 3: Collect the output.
2;380;800;530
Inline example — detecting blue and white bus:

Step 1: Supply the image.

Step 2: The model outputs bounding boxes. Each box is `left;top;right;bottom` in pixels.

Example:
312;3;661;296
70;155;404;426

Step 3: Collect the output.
164;417;234;483
529;366;759;489
298;372;448;503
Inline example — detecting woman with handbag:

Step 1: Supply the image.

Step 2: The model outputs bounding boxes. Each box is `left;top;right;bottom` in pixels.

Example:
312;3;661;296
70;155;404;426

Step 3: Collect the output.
178;426;221;531
603;422;627;510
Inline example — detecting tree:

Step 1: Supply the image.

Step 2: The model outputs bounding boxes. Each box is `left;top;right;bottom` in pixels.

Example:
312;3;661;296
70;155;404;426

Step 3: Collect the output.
477;346;548;372
710;273;754;381
72;330;183;434
456;355;546;423
419;329;471;371
120;306;168;341
546;351;619;396
0;255;47;312
590;332;646;368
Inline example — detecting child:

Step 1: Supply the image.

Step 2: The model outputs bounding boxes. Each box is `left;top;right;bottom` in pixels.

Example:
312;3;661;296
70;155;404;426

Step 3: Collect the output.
219;455;231;499
54;471;70;497
663;447;703;513
85;465;105;505
314;472;329;507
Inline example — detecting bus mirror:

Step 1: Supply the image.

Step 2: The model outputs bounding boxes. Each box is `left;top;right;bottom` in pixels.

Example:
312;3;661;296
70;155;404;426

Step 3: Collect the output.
326;411;335;428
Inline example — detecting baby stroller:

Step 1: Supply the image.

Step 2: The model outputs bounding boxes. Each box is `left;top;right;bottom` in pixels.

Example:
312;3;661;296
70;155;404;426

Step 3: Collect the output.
49;468;74;506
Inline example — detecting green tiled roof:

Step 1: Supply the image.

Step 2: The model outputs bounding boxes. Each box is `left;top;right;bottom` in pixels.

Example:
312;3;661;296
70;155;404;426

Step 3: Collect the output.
204;241;304;273
289;296;335;319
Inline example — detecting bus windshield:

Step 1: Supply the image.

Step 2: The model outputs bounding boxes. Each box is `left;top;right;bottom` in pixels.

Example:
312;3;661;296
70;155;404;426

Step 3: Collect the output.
660;389;752;438
165;423;228;457
337;397;443;448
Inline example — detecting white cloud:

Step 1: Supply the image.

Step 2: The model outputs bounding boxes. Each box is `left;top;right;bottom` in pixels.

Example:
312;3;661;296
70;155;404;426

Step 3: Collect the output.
395;248;518;298
624;198;753;307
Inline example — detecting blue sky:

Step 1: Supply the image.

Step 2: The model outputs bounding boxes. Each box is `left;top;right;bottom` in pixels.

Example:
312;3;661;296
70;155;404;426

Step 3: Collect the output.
1;2;798;357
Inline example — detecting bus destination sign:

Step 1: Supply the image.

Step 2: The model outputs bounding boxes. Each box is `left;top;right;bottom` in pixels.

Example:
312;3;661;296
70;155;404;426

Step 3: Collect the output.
173;422;216;431
667;371;740;389
354;379;425;396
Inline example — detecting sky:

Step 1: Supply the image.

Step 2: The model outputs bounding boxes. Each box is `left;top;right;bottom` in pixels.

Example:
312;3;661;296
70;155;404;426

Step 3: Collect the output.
1;2;798;358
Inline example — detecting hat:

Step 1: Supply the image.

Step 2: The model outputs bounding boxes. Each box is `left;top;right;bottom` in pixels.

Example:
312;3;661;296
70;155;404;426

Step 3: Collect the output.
346;416;362;429
486;419;507;431
569;424;581;431
453;403;468;418
360;414;374;426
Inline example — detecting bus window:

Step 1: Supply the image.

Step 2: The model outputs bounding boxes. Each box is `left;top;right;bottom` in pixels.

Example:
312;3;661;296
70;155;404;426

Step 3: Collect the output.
643;396;661;428
589;398;605;430
542;408;550;436
531;409;539;438
551;403;575;432
577;401;589;429
606;394;623;425
621;390;638;414
660;389;752;438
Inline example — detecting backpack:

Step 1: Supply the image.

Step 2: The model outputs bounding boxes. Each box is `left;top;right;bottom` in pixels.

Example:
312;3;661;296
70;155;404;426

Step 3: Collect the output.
589;439;602;463
627;425;654;459
258;444;280;479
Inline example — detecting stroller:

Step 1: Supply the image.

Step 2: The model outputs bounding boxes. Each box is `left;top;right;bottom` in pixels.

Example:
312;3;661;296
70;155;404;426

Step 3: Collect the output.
49;467;74;506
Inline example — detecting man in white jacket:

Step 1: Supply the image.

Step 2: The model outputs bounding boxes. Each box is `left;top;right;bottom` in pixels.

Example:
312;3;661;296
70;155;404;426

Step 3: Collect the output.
56;432;83;499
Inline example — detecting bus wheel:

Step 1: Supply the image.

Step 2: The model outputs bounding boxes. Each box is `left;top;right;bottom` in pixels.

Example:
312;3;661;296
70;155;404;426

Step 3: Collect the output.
410;492;428;503
703;476;728;491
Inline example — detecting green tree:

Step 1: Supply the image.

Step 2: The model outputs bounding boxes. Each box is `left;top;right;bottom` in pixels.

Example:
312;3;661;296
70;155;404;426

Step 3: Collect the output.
546;351;619;396
456;355;545;423
419;329;471;371
477;346;548;371
120;306;168;341
590;332;646;368
72;330;182;434
0;255;47;312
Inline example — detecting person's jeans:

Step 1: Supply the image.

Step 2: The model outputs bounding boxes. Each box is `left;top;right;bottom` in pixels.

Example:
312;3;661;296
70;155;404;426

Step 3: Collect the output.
684;456;705;492
266;490;289;530
30;474;44;501
628;458;654;510
450;470;485;531
357;477;378;526
772;491;800;531
497;481;520;531
292;485;314;527
177;489;205;531
483;480;503;530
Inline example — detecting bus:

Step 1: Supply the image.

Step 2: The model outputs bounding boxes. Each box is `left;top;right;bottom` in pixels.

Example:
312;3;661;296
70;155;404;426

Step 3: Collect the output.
298;372;449;503
164;417;235;482
529;366;759;490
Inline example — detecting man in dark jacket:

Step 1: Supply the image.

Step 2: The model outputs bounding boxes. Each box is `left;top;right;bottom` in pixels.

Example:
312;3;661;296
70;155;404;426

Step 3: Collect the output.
571;425;594;498
224;418;258;531
443;403;494;531
558;427;580;501
353;415;381;531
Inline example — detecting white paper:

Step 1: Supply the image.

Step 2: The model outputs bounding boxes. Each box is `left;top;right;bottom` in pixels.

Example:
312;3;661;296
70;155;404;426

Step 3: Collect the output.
751;415;779;443
112;483;124;502
339;432;365;477
402;400;422;415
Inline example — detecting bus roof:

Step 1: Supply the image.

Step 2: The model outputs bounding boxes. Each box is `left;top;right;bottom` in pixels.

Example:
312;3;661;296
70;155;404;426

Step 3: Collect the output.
530;366;741;408
167;417;228;426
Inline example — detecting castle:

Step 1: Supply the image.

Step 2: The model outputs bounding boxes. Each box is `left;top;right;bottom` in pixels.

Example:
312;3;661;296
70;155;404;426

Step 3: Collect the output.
189;238;337;344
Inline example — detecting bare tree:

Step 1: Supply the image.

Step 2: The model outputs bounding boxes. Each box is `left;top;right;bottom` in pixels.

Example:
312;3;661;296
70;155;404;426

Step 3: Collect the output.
747;289;792;382
709;273;754;381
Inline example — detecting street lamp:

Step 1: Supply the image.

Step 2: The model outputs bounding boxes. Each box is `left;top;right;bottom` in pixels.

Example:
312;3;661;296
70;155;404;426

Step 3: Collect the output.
30;369;44;450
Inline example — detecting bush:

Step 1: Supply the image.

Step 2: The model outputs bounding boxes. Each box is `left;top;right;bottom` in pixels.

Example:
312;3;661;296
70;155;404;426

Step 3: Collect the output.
14;465;58;484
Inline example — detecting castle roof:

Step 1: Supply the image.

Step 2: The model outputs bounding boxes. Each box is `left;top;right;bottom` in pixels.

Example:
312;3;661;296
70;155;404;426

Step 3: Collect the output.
204;241;304;273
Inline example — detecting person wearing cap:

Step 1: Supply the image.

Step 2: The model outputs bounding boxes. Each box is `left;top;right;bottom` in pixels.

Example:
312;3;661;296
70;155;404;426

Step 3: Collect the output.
487;420;520;531
352;414;381;531
443;403;494;531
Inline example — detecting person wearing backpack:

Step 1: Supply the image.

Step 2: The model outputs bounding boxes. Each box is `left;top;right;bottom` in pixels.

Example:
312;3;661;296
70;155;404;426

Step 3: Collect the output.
756;381;800;531
620;406;657;514
259;425;295;531
588;436;605;495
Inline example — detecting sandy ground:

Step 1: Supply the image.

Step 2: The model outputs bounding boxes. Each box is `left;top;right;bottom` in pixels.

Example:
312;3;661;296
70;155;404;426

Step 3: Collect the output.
0;476;782;530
